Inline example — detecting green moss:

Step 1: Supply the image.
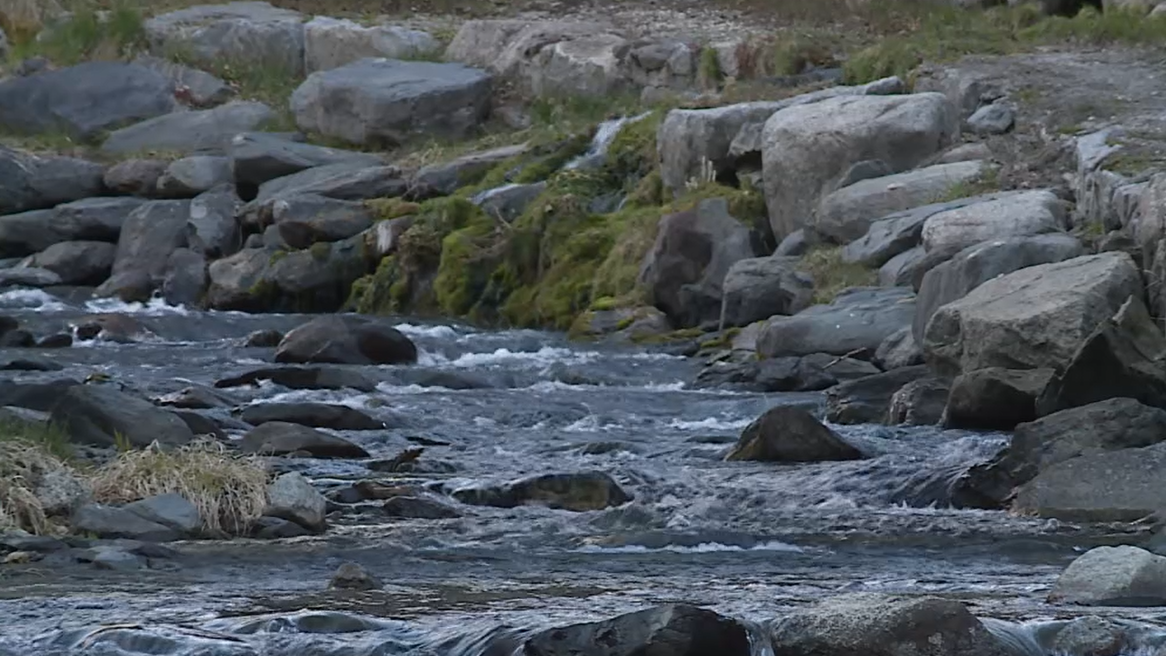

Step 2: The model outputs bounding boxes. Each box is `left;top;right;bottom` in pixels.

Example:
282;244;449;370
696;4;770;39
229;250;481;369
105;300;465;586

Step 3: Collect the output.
935;171;1001;203
769;37;836;76
11;1;145;66
633;327;707;345
309;241;331;261
590;296;619;311
798;245;879;304
698;46;723;89
604;111;664;191
366;198;421;221
268;249;288;265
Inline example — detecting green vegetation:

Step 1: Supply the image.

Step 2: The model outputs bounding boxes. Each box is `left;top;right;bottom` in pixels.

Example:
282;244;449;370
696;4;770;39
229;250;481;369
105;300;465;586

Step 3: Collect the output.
798;245;879;304
936;170;1003;203
0;418;74;534
4;0;145;65
698;46;723;89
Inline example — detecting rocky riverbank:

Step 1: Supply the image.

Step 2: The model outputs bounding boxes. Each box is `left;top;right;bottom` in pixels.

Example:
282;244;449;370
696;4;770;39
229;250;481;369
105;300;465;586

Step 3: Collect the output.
7;0;1166;654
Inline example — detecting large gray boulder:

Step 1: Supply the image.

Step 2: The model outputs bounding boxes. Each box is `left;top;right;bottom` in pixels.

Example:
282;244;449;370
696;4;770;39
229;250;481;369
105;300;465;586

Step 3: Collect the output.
161;248;209;306
757;287;915;359
203;248;270;311
761;93;958;241
816;160;987;244
229;132;386;191
943;367;1053;431
275;315;418;365
156;155;232;197
1050;546;1166;607
825;365;929;425
410;143;529;199
96;201;191;302
923;252;1143;377
290;58;492;147
187;185;242;258
1014;441;1166;521
145;2;306;75
726;406;863;462
131;54;236;108
1038;295;1166;415
239;402;384;430
912;233;1085;344
920;190;1067;254
265;472;327;531
49;385;195;449
953;398;1166;510
656;77;905;196
101;101;275;156
640;197;763;328
842;195;1004;268
0;148;105;216
304;17;440;73
522;605;751;656
240;421;369;458
269;194;375;248
0;197;147;258
0;62;176;139
71;504;178;542
452;471;631;512
719;256;813;329
28;241;116;286
251;161;406;207
124;493;201;535
769;594;1012;656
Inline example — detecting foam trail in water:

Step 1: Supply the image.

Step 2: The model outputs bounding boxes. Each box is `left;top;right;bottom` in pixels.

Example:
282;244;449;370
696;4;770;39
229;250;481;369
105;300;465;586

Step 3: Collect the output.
0;288;68;311
85;296;193;316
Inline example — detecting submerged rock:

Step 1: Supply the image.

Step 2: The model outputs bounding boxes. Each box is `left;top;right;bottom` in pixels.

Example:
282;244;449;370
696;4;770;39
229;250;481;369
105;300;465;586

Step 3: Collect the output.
240;402;384;430
240;421;369;459
382;495;462;519
769;593;1012;656
523;604;751;656
825;366;930;425
453;471;631;512
726;406;863;462
275;315;418;365
1050;546;1166;606
329;562;382;591
214;366;377;392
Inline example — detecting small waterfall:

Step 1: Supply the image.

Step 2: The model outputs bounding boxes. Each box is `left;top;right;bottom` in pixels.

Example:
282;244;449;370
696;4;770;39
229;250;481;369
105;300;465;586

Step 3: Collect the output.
562;111;653;172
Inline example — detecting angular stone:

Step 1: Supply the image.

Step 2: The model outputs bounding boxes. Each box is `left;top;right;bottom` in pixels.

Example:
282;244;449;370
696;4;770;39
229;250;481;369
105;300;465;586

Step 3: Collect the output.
920;189;1067;254
145;2;306;76
131;54;235;108
50;385;194;449
103;158;169;196
0;148;105;216
187;184;242;258
124;493;201;535
240;421;370;458
923;252;1143;376
71;503;178;542
1015;441;1166;521
156;155;232;197
874;326;923;370
453;471;631;512
265;472;326;531
228;131;386;192
1050;546;1166;606
719;256;813;329
290;59;492;147
305;17;439;73
843;194;1007;268
161;248;208;306
269;194;374;248
101;101;275;156
825;365;929;425
944;367;1053;431
28;241;116;286
757;287;915;359
96;200;191;301
410;143;529;199
253;161;406;206
887;377;949;426
726;406;863;462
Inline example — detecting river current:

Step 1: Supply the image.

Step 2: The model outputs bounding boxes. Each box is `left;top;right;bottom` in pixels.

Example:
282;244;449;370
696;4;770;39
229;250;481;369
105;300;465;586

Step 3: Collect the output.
0;286;1157;655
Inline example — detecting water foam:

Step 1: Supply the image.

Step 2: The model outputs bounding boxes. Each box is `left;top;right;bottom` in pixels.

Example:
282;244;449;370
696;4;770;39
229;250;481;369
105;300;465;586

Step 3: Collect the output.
0;288;68;311
84;296;193;316
574;540;804;554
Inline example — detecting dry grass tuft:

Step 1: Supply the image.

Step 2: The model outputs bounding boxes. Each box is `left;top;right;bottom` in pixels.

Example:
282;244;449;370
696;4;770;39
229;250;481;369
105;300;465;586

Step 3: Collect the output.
798;245;879;304
90;440;270;535
0;420;76;535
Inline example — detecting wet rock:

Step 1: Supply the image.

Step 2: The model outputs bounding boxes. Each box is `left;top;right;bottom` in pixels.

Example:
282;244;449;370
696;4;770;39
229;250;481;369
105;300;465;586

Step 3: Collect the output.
251;515;311;539
944;368;1053;431
265;472;327;532
1038;295;1166;416
276;315;418;366
50;385;194;449
239;402;384;430
1013;441;1166;521
762;93;957;240
0;267;62;288
0;380;82;412
825;365;930;425
240;421;369;459
35;333;72;348
1050;546;1166;606
570;306;672;342
291;58;492;147
229;131;385;192
124;493;201;535
757;287;915;359
144;2;306;76
28;241;116;286
156;155;232;197
73;313;156;343
874;326;923;370
887;377;949;426
214;366;377;392
0;148;105;216
817;160;987;244
453;471;631;512
131;54;235;108
719;256;813;329
641;197;763;329
187;184;242;258
243;329;283;347
769;593;1012;656
172;411;228;440
95;200;191;302
0;62;176;139
0;358;64;372
305;17;439;73
954;398;1166;510
383;495;462;519
329;562;382;590
270;194;375;248
921;190;1067;255
411;143;530;199
912;233;1085;344
101;101;275;156
470;181;545;223
523;604;751;656
726;406;862;462
0;329;35;347
71;503;178;542
923;252;1143;377
966;102;1015;135
252;161;406;207
161;248;208;306
1050;616;1127;656
87;546;149;571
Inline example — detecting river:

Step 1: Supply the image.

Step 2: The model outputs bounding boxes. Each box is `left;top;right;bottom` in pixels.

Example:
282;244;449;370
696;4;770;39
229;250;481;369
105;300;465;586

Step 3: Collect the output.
0;286;1155;655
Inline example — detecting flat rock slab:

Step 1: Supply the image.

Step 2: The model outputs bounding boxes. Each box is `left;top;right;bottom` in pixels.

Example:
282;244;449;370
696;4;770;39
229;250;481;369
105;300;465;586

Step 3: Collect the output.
921;189;1067;253
0;62;176;139
229;131;386;190
305;17;439;73
102;101;275;156
757;287;916;359
145;1;306;75
0;148;105;216
291;58;492;147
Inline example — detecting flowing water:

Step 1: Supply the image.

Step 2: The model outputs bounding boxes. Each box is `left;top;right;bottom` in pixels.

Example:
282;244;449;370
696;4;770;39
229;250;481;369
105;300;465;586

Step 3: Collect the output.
0;285;1161;655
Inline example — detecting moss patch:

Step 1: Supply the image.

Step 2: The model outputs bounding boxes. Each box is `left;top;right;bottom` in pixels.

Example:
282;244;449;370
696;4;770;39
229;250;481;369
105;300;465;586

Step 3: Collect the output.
798;245;878;304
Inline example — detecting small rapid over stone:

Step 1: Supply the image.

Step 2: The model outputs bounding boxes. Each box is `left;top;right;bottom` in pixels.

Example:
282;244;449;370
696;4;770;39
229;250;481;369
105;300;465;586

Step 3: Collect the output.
0;287;1153;656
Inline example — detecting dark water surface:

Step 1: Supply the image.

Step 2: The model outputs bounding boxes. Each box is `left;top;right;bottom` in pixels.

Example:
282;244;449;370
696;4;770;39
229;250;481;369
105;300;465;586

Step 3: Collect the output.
0;287;1157;655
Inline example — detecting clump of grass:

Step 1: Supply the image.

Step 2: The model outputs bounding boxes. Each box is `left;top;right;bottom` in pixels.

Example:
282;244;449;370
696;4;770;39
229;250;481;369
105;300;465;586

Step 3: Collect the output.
0;418;76;535
698;45;723;89
90;440;270;535
7;0;145;66
797;245;878;304
935;171;1002;203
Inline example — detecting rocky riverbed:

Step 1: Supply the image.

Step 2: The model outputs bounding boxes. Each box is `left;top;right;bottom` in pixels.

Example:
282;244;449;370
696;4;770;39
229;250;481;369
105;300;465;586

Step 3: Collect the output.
8;0;1166;654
